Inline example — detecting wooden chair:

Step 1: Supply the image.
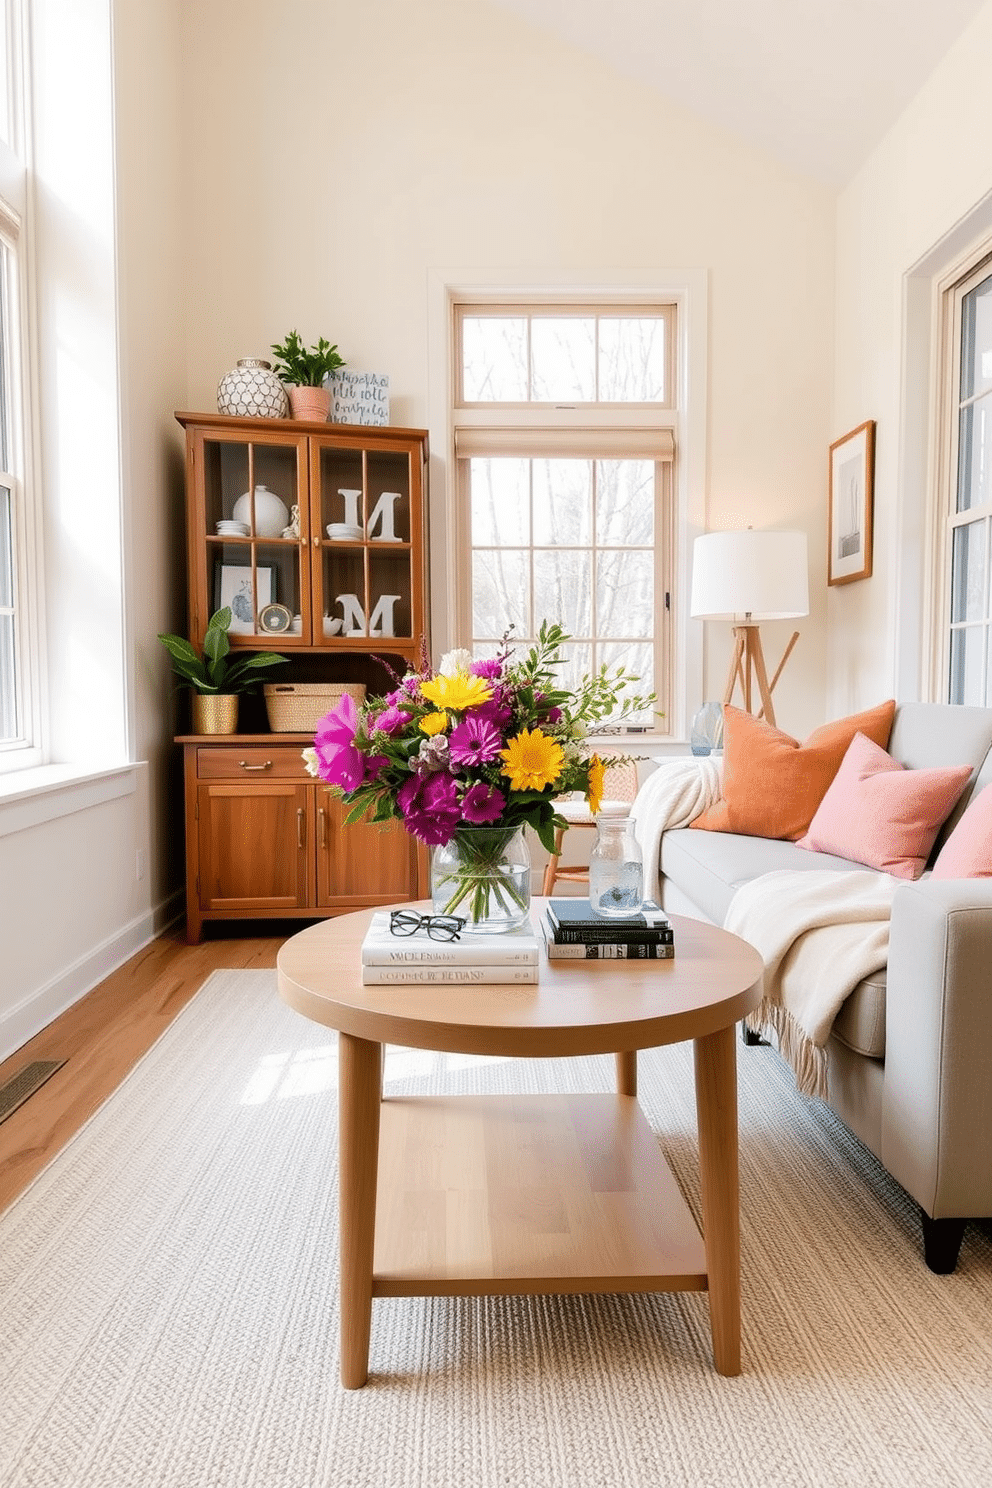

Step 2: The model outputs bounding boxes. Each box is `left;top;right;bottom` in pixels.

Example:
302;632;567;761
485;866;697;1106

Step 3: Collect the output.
541;758;640;896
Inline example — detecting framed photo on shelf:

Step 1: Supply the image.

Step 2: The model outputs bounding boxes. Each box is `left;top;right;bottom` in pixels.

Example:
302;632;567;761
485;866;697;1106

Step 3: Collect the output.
828;420;876;586
214;563;275;634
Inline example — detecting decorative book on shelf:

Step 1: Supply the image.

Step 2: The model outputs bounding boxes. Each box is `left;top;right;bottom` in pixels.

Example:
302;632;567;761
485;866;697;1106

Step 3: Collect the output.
540;914;674;960
360;912;539;984
545;899;673;945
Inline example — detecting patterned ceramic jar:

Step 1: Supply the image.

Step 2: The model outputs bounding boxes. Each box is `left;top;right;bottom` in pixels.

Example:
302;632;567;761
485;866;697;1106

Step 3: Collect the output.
217;358;289;419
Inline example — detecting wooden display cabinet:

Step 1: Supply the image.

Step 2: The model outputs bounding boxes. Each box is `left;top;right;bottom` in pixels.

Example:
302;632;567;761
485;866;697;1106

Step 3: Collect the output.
173;413;431;942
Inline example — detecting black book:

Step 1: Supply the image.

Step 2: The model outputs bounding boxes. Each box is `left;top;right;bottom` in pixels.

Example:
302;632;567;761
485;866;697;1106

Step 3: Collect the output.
546;898;674;945
540;916;674;959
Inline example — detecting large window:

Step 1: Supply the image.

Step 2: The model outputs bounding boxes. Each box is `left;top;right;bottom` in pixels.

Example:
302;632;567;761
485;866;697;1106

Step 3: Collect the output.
941;257;992;706
452;304;675;731
0;0;32;768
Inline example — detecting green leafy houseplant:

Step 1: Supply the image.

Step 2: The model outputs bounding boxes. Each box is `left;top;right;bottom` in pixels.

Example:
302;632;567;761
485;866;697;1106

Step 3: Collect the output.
269;330;346;388
157;607;288;694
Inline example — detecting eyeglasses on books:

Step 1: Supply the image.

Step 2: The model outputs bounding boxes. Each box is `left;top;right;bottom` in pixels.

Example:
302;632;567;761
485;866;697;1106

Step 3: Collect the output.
388;910;467;942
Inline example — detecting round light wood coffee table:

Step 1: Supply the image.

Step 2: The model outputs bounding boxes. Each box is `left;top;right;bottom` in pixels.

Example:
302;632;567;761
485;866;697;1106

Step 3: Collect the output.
277;899;762;1388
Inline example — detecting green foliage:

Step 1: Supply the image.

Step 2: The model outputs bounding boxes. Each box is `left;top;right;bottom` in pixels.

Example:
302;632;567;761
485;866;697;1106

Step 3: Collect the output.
157;607;288;694
269;330;346;387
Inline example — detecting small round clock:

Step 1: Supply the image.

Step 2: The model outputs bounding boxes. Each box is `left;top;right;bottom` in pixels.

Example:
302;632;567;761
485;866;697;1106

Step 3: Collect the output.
258;602;293;635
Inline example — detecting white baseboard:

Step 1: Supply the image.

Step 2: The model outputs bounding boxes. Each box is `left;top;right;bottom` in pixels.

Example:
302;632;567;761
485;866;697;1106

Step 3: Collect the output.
0;890;185;1064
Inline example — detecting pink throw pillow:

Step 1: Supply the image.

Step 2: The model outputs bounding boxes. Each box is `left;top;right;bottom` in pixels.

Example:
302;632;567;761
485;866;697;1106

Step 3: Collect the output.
797;732;972;879
931;784;992;879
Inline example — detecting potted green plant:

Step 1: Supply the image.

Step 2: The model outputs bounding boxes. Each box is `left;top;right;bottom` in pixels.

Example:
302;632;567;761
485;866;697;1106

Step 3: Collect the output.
270;330;346;421
158;606;288;734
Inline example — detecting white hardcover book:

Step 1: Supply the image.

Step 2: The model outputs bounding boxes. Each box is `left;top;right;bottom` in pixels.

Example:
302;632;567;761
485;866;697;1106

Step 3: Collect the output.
361;911;539;966
361;963;539;985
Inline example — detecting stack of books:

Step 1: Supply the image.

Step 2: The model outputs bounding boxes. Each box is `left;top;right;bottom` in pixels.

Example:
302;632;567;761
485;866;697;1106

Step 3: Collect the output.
360;911;540;984
541;898;675;959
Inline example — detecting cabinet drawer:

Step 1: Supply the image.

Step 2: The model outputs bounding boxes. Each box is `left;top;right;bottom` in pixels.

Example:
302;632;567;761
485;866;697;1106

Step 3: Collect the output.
196;745;311;781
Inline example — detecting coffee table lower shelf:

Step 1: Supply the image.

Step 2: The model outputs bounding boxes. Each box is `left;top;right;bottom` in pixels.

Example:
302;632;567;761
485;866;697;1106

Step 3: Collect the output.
371;1092;708;1298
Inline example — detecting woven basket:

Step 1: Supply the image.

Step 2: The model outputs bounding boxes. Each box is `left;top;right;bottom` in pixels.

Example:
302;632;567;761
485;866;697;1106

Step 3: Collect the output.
263;682;366;733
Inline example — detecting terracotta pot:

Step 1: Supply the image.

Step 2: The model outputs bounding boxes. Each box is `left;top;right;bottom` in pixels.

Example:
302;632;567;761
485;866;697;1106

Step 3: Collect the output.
288;385;332;422
192;693;239;734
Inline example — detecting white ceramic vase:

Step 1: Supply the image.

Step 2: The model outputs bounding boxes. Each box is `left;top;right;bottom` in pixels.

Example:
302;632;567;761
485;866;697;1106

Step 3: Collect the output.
231;485;290;538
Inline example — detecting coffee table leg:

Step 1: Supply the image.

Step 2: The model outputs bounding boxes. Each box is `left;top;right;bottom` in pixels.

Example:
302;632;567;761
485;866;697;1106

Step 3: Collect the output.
615;1049;637;1096
338;1032;382;1389
693;1023;741;1377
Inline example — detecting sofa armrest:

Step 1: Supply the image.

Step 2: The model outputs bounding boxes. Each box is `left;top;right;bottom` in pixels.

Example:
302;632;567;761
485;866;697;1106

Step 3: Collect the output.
881;877;992;1219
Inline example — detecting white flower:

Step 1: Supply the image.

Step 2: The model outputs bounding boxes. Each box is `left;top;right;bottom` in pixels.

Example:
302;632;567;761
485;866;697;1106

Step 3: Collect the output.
301;746;320;777
438;647;474;678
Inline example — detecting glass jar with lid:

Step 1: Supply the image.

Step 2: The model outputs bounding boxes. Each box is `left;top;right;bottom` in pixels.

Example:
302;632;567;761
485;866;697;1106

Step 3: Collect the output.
588;803;645;918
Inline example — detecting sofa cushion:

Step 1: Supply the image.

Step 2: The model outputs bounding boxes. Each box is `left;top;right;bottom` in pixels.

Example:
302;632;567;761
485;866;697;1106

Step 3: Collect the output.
931;784;992;879
661;827;872;925
886;702;992;852
797;733;972;879
832;968;887;1059
690;699;896;842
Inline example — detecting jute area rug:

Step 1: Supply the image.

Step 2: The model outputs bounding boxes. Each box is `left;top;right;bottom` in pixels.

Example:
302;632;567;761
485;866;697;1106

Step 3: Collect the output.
1;971;990;1488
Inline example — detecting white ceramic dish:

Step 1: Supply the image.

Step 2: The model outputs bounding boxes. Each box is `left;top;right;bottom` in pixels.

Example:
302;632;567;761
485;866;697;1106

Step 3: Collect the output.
326;523;363;541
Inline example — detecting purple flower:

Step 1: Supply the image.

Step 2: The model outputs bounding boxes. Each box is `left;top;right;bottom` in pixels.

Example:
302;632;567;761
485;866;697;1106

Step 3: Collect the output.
397;771;461;844
461;781;505;823
544;705;562;723
470;657;503;680
470;695;512;729
370;704;410;736
448;715;502;766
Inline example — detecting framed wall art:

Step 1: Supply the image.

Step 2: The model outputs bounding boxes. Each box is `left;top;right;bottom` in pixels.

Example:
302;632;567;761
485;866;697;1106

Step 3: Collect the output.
214;563;274;633
828;419;876;586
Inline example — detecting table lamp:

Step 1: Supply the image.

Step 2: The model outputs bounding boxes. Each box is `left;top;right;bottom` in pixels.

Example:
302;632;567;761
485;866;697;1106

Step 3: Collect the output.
690;528;809;728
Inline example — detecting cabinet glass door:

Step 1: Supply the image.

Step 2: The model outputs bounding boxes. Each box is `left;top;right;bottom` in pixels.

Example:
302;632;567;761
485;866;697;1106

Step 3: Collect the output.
199;434;309;643
313;442;415;642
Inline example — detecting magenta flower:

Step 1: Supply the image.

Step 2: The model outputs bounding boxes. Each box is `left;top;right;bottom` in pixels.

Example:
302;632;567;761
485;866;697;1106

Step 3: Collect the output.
448;714;502;766
370;704;410;736
461;781;505;823
470;657;503;680
313;694;365;790
471;695;512;729
397;770;461;844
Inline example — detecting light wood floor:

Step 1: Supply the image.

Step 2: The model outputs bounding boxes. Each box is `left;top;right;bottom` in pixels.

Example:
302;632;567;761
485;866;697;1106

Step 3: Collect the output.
0;921;292;1214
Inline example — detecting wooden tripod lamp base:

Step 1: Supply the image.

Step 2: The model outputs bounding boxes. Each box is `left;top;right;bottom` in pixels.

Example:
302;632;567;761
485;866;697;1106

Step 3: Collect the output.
721;624;800;729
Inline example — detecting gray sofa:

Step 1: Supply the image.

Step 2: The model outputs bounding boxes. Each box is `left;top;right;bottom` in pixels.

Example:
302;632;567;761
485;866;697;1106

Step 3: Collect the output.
657;702;992;1273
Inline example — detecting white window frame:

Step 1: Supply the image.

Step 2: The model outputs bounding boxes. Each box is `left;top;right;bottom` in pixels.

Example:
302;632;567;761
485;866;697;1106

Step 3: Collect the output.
0;0;43;774
427;271;708;747
929;234;992;706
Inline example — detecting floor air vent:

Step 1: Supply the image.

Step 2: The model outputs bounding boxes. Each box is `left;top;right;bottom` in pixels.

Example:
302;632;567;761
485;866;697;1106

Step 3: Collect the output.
0;1060;67;1127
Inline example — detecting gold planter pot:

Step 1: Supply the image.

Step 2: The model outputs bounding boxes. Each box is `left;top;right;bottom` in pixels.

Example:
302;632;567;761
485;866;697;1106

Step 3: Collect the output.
192;692;239;735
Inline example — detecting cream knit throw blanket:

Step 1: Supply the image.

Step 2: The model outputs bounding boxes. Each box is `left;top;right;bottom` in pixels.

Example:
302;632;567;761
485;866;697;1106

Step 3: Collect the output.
629;755;724;903
724;869;901;1099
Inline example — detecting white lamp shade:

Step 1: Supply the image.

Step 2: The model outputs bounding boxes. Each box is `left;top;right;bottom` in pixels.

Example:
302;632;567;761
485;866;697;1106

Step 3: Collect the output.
690;529;809;620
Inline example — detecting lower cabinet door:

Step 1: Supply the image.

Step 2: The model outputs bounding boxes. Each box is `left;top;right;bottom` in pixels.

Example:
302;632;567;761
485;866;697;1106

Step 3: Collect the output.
315;792;420;907
197;782;312;911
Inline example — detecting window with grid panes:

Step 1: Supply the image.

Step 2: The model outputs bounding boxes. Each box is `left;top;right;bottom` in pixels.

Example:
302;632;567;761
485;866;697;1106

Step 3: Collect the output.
452;304;675;731
942;258;992;706
0;1;27;760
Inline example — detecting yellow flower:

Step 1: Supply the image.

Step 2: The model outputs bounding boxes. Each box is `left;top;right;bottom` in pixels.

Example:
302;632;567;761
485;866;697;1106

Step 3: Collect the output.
585;754;605;814
419;711;449;736
420;673;492;711
500;728;565;791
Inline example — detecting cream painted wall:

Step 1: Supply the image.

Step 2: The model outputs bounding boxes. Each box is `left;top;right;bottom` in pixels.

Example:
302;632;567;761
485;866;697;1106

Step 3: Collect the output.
180;0;835;740
832;1;992;715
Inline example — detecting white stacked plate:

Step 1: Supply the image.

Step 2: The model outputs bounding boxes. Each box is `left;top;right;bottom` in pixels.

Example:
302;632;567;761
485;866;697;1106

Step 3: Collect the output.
216;520;250;537
326;522;363;541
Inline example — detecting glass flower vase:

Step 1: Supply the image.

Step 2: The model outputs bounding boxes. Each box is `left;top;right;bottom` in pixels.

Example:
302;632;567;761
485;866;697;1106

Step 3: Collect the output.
431;825;531;933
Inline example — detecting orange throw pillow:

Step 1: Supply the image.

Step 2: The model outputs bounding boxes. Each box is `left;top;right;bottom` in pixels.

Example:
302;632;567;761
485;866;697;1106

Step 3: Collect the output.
690;699;897;842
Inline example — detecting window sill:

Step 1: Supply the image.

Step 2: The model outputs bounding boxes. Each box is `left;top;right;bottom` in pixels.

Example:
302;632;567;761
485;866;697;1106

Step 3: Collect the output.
0;761;140;839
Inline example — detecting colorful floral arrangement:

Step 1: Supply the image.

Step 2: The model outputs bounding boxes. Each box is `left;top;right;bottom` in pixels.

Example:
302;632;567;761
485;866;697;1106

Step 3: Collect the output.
303;623;653;857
